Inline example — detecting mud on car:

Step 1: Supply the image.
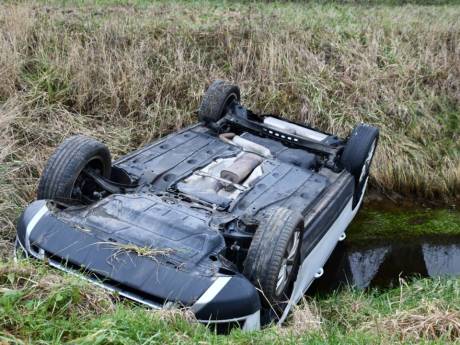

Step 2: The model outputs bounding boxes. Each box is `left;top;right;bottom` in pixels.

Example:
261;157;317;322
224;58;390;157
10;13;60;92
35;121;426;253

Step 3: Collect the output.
16;80;378;330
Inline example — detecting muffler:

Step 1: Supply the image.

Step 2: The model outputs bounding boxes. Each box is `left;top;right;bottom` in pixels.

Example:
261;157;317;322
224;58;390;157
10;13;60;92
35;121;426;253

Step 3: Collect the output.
220;153;263;184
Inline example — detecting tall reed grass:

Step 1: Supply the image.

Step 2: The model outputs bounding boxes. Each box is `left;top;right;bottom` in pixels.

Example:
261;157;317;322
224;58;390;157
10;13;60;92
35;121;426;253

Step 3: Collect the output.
0;1;459;250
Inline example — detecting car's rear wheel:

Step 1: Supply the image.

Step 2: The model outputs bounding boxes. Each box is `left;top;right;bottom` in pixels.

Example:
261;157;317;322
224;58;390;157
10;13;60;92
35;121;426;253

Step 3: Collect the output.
37;135;111;205
340;124;379;208
243;208;303;314
198;80;240;124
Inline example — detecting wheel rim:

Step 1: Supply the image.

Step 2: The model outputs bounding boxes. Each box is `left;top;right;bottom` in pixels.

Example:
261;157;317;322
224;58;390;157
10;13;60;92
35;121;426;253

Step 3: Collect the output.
70;157;105;203
276;230;300;296
221;92;239;115
358;140;376;183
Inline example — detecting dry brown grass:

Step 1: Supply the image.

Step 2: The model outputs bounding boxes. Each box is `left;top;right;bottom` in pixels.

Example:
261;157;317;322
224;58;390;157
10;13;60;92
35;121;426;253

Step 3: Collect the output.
279;299;322;336
0;1;459;252
362;301;460;341
99;241;176;264
317;277;460;343
154;307;197;324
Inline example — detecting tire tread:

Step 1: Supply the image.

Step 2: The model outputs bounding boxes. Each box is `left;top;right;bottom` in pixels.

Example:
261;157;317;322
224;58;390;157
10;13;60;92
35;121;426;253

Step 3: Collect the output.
37;135;111;203
243;208;303;310
198;80;240;123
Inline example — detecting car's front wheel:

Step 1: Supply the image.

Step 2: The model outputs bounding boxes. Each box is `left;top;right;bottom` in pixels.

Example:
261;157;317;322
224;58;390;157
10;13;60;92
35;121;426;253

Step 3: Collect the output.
37;135;112;205
243;208;303;315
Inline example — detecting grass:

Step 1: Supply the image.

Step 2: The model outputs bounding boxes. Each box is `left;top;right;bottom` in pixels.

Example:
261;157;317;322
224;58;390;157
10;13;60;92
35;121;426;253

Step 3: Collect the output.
99;242;176;259
1;1;460;343
0;1;459;253
317;277;460;343
1;260;459;344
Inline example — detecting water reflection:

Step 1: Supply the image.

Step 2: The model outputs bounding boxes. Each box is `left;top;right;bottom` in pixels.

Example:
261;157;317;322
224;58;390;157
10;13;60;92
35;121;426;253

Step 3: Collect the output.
348;247;390;289
423;243;460;277
309;236;460;294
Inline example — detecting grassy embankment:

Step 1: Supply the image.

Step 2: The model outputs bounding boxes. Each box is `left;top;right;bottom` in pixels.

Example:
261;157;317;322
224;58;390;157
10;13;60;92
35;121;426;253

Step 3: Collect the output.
1;0;459;251
0;1;459;343
1;260;459;344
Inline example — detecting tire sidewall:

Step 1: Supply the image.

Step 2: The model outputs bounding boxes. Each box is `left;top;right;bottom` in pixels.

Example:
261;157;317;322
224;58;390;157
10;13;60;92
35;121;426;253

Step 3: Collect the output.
37;136;111;204
198;80;241;123
243;208;304;314
341;124;379;207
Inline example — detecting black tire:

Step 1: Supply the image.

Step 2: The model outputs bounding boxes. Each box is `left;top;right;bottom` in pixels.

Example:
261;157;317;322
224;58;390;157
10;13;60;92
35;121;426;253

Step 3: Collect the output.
340;124;379;208
243;208;303;314
198;80;240;124
37;135;111;204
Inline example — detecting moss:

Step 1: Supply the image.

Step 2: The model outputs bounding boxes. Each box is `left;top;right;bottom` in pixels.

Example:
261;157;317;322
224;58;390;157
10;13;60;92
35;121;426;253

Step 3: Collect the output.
347;206;460;243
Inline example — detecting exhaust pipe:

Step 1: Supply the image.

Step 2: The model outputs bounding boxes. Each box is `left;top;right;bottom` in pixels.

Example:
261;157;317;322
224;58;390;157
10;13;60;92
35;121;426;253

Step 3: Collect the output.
219;133;271;157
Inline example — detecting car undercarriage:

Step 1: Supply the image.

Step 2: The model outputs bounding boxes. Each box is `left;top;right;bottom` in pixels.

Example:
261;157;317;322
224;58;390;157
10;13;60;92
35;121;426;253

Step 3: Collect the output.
16;80;379;330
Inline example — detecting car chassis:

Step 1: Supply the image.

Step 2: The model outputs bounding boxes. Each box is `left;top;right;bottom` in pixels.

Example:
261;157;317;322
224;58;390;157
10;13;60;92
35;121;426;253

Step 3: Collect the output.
16;81;378;331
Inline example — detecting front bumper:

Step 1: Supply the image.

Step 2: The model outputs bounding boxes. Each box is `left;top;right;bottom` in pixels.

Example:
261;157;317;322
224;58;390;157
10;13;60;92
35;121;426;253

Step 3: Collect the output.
16;200;261;329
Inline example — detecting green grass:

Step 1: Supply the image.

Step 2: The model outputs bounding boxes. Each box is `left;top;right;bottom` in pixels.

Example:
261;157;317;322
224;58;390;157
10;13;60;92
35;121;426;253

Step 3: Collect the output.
1;260;459;344
1;1;460;343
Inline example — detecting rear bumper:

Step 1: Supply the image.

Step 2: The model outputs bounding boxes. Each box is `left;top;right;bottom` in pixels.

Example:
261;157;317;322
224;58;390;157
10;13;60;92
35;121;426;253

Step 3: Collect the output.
16;200;261;328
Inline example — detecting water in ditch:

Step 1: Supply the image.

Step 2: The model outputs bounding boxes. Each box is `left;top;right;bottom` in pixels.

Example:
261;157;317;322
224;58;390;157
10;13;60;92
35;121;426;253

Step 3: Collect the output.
309;203;460;294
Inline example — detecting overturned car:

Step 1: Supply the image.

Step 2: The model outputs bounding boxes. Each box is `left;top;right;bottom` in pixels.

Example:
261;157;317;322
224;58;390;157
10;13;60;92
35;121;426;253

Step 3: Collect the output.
16;80;378;330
